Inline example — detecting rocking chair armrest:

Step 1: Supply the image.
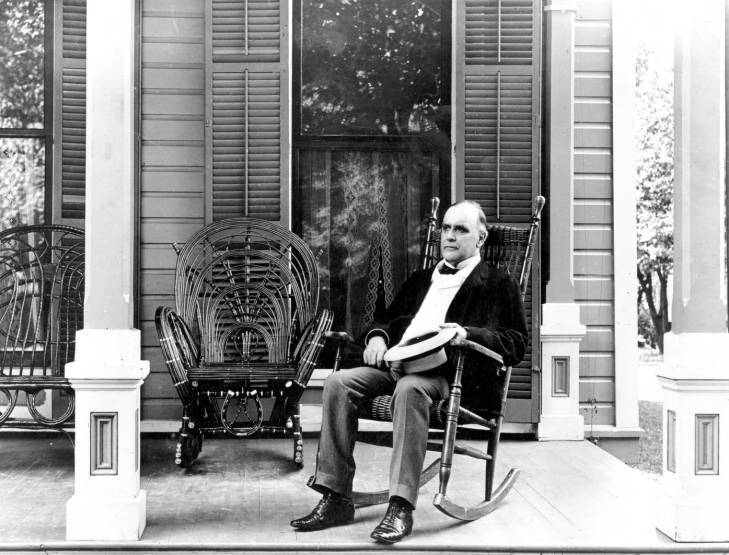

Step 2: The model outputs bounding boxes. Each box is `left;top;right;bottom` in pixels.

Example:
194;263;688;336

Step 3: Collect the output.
449;337;504;366
324;330;356;344
323;330;363;372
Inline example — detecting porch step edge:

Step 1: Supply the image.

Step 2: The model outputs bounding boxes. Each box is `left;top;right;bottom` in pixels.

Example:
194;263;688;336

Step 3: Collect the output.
1;541;728;554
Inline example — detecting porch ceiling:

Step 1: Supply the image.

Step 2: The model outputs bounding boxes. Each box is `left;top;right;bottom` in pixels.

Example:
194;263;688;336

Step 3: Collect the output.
0;436;723;553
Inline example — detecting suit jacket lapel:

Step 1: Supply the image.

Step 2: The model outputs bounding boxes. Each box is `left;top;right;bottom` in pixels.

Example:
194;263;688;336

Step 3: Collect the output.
445;261;488;322
414;268;435;309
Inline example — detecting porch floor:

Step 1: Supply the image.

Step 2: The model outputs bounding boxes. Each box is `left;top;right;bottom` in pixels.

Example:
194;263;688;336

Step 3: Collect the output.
0;435;723;553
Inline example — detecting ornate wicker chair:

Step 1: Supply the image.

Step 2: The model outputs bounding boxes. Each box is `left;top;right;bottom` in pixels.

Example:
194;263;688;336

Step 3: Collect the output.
0;225;84;429
155;219;333;467
324;196;545;521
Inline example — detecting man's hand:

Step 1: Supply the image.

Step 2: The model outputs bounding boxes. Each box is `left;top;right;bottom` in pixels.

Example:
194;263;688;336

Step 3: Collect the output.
363;336;388;368
439;322;467;340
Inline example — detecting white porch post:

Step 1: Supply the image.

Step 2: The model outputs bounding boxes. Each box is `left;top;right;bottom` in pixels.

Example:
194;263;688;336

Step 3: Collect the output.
538;0;585;441
65;0;148;541
657;0;729;542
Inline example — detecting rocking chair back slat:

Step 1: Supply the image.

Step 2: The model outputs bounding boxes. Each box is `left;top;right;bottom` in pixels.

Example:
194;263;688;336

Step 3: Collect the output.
420;195;546;301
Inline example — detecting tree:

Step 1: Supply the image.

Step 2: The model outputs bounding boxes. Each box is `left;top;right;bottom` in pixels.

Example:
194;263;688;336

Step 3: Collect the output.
0;0;45;228
300;0;446;138
635;44;673;352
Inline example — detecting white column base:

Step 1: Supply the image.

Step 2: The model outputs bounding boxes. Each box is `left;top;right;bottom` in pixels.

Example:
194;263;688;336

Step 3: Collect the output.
538;303;586;441
538;413;585;441
65;329;149;541
656;332;729;542
67;491;146;541
658;494;729;543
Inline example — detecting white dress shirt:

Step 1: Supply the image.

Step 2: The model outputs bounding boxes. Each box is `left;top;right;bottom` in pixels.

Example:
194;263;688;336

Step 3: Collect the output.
399;253;481;342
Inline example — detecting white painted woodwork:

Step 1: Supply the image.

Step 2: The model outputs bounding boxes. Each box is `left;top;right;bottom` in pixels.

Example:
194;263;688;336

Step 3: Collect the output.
610;0;639;432
539;303;585;440
66;0;149;540
66;330;149;540
658;0;729;541
544;0;576;303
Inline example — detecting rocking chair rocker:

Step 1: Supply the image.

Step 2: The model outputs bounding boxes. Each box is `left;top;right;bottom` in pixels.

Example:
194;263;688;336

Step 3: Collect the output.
155;219;333;467
324;195;545;521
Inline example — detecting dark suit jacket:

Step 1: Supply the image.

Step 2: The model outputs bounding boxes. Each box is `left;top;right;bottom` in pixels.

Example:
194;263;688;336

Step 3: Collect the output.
366;260;528;412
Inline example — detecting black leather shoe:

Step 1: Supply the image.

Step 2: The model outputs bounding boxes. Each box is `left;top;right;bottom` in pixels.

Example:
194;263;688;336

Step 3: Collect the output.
290;491;355;531
370;498;413;544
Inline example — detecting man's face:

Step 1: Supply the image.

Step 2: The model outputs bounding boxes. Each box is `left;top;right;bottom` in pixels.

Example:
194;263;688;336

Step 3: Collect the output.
440;204;485;266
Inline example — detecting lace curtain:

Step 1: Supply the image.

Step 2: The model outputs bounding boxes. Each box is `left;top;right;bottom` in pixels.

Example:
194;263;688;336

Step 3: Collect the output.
297;149;438;341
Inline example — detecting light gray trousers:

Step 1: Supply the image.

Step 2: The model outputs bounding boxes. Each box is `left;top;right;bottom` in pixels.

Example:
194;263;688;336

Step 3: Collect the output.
309;365;449;508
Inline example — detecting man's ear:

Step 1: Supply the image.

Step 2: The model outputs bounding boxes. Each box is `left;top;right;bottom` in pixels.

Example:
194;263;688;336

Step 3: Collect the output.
478;231;488;246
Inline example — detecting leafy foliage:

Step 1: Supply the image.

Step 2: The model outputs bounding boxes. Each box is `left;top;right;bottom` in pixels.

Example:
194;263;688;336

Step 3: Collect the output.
0;0;44;128
635;44;673;351
0;0;45;228
300;0;446;136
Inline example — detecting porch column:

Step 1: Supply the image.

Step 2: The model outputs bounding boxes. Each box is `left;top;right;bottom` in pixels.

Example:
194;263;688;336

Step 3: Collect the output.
657;0;729;542
538;0;585;441
65;0;148;541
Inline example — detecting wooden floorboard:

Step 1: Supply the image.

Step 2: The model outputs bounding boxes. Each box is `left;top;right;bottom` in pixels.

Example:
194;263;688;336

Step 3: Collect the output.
0;436;727;553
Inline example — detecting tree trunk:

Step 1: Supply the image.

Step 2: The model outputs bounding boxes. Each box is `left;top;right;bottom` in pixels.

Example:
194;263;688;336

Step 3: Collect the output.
657;268;671;352
637;265;671;353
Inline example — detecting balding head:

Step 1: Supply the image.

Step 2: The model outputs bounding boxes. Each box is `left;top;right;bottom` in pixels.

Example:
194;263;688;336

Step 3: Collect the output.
440;201;488;266
449;200;488;234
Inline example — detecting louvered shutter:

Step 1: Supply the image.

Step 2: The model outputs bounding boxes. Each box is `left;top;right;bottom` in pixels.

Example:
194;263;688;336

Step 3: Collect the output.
456;0;542;422
206;0;287;223
53;0;86;226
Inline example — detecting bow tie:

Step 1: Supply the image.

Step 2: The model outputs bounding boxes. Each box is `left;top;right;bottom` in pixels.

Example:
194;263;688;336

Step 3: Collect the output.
439;264;459;275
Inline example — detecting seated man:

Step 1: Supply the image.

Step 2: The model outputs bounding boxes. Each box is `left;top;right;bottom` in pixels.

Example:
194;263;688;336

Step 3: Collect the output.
291;200;528;543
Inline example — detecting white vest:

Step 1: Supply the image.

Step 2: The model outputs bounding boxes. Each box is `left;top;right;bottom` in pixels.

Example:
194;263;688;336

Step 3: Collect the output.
400;254;481;342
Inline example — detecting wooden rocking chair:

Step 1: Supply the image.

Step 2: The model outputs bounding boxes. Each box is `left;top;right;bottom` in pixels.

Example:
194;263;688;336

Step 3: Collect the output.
324;196;545;521
155;219;333;467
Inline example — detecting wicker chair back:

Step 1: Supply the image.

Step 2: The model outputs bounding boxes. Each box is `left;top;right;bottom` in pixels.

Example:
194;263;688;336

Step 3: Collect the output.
0;225;84;377
174;219;319;366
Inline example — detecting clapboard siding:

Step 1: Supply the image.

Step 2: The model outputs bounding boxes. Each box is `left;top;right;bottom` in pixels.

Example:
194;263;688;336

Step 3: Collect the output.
143;120;204;141
575;252;613;276
574;0;614;426
140;244;180;269
143;43;204;64
575;277;614;300
574;125;611;147
574;48;611;72
574;226;613;250
575;100;611;123
575;174;612;199
575;74;611;97
574;200;613;224
141;170;202;193
139;0;205;420
580;352;614;377
579;379;614;402
574;22;610;46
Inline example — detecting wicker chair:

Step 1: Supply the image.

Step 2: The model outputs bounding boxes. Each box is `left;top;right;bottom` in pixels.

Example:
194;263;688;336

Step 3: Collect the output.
0;224;84;429
155;219;333;467
324;196;545;521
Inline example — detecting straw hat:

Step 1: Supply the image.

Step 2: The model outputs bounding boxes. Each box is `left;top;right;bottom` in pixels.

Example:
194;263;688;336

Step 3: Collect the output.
383;327;458;374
